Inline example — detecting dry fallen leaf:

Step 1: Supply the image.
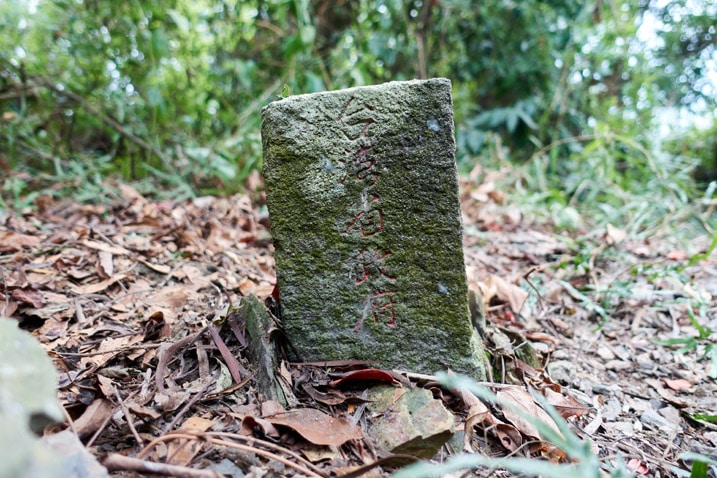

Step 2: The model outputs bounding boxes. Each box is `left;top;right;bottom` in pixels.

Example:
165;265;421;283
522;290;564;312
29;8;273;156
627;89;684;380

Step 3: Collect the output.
73;399;115;437
495;423;522;452
0;230;41;251
497;386;562;440
543;387;590;418
665;250;689;261
241;415;281;439
606;223;627;245
81;239;131;255
168;416;215;466
71;272;129;295
264;408;363;446
98;250;114;278
482;275;529;315
329;368;398;387
464;401;493;451
661;378;692;392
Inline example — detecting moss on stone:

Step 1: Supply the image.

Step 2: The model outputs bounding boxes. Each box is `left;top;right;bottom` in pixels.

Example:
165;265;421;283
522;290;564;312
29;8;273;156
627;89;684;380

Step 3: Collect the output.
262;79;486;378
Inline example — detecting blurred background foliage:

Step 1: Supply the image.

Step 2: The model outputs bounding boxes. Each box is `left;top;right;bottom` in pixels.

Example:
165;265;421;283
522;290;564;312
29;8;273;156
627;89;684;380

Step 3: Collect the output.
0;0;715;236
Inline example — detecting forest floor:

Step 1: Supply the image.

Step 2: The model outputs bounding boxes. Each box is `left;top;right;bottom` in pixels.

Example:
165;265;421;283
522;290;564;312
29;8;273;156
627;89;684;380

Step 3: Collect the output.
1;172;716;477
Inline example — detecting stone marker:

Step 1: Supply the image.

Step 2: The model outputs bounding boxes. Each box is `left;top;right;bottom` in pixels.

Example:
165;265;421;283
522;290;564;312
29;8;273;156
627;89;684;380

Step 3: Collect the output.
261;78;485;376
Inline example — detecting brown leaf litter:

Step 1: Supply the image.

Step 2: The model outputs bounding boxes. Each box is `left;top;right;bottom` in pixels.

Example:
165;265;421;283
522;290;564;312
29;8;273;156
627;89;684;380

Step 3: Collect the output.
1;178;716;477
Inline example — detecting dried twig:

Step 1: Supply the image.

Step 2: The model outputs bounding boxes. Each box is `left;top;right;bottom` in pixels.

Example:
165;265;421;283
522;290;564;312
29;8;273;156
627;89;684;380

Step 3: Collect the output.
163;382;212;434
137;432;327;478
113;387;144;447
102;453;221;478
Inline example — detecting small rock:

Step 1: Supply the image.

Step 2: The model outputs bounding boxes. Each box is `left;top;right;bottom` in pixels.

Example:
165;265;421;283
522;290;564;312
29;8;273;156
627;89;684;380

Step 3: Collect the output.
605;360;632;371
605;421;635;437
596;345;616;361
43;431;109;478
658;406;682;426
602;399;622;421
625;396;652;414
589;380;621;395
547;360;578;385
640;408;678;433
611;345;632;361
366;385;455;459
585;357;607;372
578;379;594;395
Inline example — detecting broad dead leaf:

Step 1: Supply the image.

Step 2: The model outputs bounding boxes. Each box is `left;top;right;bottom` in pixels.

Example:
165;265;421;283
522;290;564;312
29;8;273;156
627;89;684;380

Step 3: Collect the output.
302;383;349;405
543;387;590;418
81;239;131;255
0;230;40;251
482;275;529;315
241;415;281;439
495;423;522;452
264;408;362;446
168;416;215;465
329;368;398;387
666;250;689;261
497;386;562;440
73;399;115;437
71;272;129;295
80;335;140;369
11;288;45;308
98;250;114;278
464;401;493;451
661;378;692;391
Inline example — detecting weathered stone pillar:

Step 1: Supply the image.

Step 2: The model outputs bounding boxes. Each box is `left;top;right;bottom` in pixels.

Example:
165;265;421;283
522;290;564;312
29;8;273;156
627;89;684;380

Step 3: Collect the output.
262;78;485;377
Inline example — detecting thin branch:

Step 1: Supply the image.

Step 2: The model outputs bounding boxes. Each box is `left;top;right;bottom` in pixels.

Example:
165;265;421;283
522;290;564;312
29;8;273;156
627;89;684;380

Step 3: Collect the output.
113;387;144;447
102;453;222;478
136;432;326;478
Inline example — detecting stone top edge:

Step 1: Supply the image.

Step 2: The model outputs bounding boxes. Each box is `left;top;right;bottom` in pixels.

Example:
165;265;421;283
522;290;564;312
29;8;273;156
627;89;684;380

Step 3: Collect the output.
262;78;451;112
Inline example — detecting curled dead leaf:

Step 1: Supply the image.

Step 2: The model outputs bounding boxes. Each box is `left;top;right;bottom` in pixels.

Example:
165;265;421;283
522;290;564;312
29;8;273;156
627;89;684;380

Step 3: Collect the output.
329;368;398;387
495;423;522;452
240;415;281;439
482;275;529;315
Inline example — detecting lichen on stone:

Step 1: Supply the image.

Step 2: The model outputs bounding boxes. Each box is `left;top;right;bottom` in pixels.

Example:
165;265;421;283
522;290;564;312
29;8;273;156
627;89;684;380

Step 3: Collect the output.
262;78;486;378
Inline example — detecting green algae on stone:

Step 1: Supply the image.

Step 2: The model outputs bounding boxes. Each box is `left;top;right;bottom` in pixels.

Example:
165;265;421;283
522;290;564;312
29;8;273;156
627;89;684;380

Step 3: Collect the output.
261;78;485;377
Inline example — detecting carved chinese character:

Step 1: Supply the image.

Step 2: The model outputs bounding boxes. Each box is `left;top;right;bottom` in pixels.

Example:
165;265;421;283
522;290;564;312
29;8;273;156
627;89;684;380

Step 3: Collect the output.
343;191;383;237
339;144;378;186
349;249;396;285
344;208;382;237
338;97;376;140
353;290;398;332
370;290;397;327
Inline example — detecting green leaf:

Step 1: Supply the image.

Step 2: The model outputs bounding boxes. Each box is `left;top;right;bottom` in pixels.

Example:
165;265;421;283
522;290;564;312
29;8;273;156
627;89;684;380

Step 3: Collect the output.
506;109;519;133
654;337;696;348
689;461;707;478
685;305;710;338
167;9;189;35
150;27;169;60
692;413;717;422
